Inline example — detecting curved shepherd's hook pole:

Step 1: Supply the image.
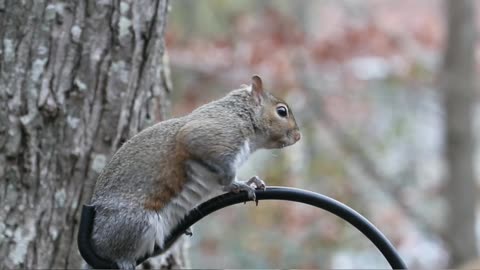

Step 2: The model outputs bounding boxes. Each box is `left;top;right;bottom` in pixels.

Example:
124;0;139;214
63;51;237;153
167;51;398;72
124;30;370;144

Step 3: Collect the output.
78;186;407;269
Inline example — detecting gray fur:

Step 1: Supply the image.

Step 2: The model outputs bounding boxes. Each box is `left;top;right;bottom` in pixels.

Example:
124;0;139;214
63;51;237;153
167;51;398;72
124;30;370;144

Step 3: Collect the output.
89;82;301;268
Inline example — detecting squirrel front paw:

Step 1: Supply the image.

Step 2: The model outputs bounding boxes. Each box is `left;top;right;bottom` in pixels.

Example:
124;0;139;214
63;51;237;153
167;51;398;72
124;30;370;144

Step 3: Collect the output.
224;177;266;204
246;176;266;190
223;181;257;202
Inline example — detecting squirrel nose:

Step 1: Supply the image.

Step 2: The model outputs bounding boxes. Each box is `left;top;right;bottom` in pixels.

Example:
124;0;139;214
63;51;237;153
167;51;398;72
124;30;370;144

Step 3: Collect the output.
294;131;301;141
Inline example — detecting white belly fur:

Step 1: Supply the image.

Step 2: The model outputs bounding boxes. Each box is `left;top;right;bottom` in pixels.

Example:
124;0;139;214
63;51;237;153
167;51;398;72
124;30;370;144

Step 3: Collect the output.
137;173;221;259
137;139;252;259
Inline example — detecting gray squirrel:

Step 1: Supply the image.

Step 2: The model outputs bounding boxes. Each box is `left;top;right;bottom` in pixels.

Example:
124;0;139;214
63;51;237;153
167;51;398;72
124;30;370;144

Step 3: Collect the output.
90;75;301;269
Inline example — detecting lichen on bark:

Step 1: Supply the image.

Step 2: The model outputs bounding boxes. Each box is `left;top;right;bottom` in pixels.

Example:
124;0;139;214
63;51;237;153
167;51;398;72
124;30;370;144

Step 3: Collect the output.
0;0;182;268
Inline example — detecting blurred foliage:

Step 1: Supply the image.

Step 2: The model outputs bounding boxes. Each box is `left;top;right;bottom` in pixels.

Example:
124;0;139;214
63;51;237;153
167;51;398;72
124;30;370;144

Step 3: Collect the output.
165;0;466;268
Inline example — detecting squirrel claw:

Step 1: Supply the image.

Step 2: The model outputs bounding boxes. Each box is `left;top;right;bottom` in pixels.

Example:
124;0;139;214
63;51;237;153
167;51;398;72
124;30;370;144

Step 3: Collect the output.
247;176;266;190
185;227;193;236
224;181;257;202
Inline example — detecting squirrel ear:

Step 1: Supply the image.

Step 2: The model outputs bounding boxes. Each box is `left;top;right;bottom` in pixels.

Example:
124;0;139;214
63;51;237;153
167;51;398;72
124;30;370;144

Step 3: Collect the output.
251;75;264;104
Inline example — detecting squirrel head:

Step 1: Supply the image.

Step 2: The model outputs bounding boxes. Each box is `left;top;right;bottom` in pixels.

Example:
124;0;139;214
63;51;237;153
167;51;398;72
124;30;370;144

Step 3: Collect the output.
248;75;301;149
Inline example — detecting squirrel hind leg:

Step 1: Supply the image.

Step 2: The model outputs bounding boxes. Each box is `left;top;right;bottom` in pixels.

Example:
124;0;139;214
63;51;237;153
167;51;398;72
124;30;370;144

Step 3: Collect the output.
116;260;136;270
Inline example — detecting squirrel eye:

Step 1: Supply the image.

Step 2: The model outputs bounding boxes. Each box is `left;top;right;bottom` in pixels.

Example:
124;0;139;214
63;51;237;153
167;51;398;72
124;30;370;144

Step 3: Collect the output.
276;105;288;118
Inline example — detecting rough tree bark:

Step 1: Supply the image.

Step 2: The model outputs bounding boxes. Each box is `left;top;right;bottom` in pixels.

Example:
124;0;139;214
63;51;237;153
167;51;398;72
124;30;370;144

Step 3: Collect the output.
441;0;478;266
0;0;187;268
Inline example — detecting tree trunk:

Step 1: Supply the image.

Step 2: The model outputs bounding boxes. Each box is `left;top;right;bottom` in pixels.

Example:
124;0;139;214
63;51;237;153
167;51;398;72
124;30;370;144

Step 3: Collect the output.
441;0;478;266
0;0;186;268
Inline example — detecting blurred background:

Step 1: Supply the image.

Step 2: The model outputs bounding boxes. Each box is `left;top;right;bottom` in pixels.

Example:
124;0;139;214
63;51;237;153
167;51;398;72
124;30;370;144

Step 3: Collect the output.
8;0;480;268
165;0;478;268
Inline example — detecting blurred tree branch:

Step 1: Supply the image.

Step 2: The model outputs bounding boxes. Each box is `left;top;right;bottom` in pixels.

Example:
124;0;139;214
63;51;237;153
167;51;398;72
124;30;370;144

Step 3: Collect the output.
441;0;478;266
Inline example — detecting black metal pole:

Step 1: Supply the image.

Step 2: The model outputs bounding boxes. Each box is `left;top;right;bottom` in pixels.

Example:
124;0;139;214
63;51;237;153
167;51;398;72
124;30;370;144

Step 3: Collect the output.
78;186;407;269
